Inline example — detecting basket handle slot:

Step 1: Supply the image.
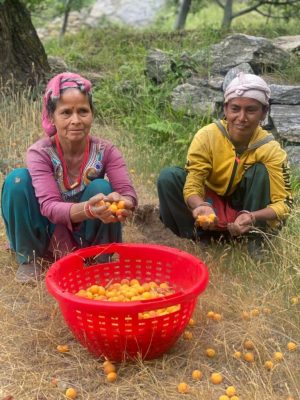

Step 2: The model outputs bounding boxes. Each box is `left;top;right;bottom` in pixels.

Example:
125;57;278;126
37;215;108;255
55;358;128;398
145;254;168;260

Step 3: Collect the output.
70;244;121;267
83;252;120;268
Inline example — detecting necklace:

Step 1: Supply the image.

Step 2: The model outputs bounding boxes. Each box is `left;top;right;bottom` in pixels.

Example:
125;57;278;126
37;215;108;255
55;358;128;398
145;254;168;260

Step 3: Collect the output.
55;134;90;190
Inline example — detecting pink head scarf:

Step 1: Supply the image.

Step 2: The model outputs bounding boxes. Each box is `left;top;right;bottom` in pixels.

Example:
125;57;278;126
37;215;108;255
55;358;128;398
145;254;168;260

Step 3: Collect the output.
42;72;92;136
224;72;271;105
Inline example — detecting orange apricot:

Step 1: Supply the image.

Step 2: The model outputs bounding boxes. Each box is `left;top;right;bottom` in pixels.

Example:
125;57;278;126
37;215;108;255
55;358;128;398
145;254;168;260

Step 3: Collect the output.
104;363;116;374
197;215;208;224
109;203;118;213
183;331;193;340
207;311;215;319
177;382;189;393
207;213;216;222
243;340;255;350
56;344;69;353
226;386;237;396
117;200;125;209
264;360;274;370
192;370;202;380
273;352;284;362
287;342;297;352
65;388;77;399
212;313;222;321
106;371;117;382
250;308;260;317
244;352;255;363
210;372;223;384
233;351;242;359
206;348;216;358
290;296;299;305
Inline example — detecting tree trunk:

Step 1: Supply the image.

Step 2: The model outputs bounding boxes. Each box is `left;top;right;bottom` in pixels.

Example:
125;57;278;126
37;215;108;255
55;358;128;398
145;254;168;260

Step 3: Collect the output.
60;0;73;39
174;0;192;30
0;0;50;88
221;0;233;29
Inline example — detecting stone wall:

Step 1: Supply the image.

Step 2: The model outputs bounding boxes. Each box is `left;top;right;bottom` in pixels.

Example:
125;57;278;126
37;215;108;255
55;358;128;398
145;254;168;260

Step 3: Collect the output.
145;34;300;177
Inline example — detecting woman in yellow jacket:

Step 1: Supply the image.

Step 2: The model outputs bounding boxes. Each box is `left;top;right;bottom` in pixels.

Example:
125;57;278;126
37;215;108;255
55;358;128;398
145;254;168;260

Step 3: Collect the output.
157;73;293;248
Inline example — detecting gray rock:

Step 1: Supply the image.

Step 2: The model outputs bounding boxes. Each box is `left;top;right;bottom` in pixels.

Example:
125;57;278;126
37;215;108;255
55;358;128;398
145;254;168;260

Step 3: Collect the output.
270;84;300;105
272;35;300;54
171;83;222;115
187;75;224;91
270;105;300;143
86;0;166;27
145;49;172;84
47;56;68;74
186;75;205;87
208;75;225;90
192;34;290;76
222;63;254;91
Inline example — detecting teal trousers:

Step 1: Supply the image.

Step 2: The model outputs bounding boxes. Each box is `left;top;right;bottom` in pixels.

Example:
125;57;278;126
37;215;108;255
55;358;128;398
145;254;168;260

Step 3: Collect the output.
157;163;271;240
1;168;122;264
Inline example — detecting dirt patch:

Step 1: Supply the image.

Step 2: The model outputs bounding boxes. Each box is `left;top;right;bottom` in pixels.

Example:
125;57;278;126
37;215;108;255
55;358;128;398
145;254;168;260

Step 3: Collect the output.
124;203;200;255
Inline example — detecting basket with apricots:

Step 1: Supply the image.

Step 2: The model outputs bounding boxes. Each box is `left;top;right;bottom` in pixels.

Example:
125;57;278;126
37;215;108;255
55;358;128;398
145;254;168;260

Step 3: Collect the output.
46;243;209;361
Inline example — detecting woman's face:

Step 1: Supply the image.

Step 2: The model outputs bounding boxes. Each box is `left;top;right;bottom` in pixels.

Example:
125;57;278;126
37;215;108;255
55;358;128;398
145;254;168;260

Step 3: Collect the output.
224;97;267;144
52;88;93;144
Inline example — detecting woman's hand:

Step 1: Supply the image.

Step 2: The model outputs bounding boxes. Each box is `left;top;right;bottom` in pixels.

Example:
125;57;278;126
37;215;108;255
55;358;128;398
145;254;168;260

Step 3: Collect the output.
87;192;134;223
227;212;254;237
192;205;218;230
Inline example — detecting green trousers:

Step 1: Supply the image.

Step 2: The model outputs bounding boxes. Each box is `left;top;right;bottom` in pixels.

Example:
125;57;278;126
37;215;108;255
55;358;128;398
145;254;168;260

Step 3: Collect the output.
1;168;122;264
157;163;271;240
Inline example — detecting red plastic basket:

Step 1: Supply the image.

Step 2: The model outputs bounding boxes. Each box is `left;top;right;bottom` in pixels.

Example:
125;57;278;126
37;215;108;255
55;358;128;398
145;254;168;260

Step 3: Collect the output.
46;243;209;361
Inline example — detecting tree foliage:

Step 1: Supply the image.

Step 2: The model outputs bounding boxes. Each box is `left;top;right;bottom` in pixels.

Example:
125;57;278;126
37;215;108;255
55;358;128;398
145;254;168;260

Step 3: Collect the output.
24;0;86;13
214;0;300;28
175;0;300;29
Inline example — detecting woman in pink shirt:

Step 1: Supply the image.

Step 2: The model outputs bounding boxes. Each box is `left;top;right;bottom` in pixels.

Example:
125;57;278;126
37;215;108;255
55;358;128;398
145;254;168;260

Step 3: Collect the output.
1;72;138;283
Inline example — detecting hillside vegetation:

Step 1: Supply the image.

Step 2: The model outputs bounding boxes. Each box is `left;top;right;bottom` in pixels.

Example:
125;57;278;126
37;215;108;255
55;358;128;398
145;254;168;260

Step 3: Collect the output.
44;17;300;174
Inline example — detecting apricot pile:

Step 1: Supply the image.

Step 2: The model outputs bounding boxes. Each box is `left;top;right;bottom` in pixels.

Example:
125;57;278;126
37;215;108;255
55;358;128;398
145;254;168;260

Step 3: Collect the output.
96;199;125;216
75;278;180;319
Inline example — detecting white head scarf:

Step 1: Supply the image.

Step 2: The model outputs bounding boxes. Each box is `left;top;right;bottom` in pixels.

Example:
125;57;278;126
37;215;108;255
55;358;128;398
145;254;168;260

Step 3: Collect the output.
224;72;271;105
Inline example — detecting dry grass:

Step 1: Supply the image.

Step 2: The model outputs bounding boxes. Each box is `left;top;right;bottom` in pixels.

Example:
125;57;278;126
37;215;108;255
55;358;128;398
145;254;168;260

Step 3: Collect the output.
0;92;299;400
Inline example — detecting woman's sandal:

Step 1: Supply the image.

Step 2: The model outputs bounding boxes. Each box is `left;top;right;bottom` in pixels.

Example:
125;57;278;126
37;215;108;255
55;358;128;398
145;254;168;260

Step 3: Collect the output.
15;261;44;284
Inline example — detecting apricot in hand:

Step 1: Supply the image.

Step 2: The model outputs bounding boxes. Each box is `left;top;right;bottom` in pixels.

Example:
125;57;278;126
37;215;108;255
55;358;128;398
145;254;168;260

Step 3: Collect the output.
197;213;216;227
96;199;125;216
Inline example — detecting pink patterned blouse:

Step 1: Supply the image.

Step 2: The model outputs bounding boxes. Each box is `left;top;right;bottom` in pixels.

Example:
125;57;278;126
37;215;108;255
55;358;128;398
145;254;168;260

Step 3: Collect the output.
26;136;138;232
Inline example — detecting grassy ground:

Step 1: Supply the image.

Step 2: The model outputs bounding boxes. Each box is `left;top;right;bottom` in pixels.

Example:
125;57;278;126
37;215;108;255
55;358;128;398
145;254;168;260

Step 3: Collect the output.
0;20;299;400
